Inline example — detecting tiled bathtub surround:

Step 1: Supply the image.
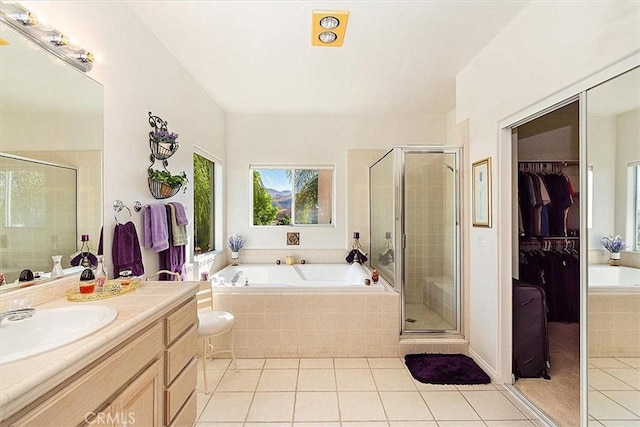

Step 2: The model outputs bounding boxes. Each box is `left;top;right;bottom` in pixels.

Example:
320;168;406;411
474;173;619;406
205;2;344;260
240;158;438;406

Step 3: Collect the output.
209;288;469;359
228;249;347;265
588;293;640;357
211;291;401;358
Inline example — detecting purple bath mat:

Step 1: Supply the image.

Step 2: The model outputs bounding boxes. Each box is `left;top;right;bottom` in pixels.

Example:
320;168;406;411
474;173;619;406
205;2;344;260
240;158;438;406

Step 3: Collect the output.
404;353;491;385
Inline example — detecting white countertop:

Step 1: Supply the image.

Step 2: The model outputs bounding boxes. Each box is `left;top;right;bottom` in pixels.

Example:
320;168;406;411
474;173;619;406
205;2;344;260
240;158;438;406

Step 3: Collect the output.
0;280;200;421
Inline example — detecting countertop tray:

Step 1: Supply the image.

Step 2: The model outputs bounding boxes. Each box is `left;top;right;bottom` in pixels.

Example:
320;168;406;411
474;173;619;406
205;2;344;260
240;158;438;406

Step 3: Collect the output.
67;279;141;302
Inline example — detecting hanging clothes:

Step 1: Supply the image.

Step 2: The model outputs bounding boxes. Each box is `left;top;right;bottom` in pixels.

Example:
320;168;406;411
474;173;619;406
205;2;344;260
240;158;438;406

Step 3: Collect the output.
112;221;144;277
518;164;575;239
519;245;579;323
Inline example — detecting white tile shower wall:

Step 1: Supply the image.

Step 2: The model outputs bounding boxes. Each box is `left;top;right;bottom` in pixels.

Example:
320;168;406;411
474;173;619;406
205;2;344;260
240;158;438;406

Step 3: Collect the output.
347;150;387;254
211;291;401;358
405;155;453;308
6;150;102;273
588;293;640;357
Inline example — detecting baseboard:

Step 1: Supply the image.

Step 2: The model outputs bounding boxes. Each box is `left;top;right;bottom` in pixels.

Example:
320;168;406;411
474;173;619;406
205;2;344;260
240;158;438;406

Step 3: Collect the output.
468;348;499;382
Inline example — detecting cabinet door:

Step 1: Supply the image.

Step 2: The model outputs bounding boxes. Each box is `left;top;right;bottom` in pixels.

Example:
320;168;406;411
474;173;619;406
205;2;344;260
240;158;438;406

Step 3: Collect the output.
107;359;163;427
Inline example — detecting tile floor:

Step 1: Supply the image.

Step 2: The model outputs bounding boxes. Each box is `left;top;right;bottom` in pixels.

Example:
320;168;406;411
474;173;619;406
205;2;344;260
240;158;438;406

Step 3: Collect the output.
195;357;543;426
588;357;640;426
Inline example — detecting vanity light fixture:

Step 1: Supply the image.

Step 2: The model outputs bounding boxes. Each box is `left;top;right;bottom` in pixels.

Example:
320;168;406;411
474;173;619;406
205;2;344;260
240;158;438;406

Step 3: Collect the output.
47;32;67;46
10;10;35;25
0;1;94;72
312;10;349;47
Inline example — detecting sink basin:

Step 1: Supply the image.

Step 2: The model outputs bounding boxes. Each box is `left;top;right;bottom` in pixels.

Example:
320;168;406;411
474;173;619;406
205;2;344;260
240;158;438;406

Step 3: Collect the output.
0;305;118;364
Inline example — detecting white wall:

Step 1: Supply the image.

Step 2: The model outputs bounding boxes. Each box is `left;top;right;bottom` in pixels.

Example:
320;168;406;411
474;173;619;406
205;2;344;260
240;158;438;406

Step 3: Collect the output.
21;2;226;277
588;116;617;250
225;114;447;250
456;1;640;380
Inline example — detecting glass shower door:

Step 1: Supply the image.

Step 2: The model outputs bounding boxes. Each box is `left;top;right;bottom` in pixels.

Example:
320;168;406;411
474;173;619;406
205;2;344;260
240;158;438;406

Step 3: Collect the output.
403;151;459;333
370;150;397;289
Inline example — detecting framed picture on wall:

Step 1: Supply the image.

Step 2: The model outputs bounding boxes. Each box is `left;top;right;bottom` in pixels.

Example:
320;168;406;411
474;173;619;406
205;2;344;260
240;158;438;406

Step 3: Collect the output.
472;157;492;228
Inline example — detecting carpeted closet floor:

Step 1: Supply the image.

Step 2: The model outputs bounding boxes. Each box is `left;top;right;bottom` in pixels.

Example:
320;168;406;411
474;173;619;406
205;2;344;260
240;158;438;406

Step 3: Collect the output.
514;322;581;426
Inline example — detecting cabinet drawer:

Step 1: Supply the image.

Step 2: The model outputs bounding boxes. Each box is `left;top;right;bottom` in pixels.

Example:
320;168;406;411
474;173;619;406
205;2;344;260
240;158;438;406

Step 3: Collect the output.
10;323;163;427
165;324;197;385
165;298;197;346
168;391;196;427
165;357;196;424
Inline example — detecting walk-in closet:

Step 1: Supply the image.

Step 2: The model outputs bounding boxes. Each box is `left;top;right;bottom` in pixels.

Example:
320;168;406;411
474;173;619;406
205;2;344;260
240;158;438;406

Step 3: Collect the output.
512;101;581;426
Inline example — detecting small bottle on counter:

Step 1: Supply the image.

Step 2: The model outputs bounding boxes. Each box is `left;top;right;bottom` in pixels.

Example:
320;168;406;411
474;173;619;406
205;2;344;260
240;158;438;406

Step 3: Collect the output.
79;268;96;294
94;255;107;292
372;269;379;283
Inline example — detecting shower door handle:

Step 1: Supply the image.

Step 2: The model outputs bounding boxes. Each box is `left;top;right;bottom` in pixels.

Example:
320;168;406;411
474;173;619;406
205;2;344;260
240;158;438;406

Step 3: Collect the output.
402;234;407;248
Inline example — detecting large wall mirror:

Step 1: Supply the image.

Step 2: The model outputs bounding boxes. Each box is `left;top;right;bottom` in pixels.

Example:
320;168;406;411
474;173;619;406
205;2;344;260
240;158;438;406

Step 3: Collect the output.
586;66;640;423
0;22;103;291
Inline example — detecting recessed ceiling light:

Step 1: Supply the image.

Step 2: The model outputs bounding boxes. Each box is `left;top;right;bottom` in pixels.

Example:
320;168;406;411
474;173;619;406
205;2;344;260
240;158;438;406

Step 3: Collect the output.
312;10;349;47
319;16;339;30
318;31;337;44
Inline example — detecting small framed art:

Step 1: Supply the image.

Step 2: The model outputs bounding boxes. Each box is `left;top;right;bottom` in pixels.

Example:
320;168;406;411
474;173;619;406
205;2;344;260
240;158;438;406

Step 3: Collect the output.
472;157;492;228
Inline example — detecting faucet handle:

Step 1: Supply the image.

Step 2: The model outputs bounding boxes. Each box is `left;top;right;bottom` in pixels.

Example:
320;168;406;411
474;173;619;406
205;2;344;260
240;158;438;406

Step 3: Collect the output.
8;298;32;311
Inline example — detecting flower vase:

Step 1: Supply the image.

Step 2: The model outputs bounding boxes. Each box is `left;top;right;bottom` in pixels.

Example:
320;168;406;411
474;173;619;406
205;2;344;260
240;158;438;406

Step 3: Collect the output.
609;252;621;266
231;251;240;266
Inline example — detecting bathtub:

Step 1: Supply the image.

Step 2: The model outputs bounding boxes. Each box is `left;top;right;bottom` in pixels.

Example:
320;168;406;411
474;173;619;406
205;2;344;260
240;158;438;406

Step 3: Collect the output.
208;263;399;358
588;265;640;357
211;263;385;291
588;265;640;292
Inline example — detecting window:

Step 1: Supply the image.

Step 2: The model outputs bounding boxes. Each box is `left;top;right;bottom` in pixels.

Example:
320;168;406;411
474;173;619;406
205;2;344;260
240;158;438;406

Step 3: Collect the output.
635;165;640;251
251;166;334;226
193;152;215;254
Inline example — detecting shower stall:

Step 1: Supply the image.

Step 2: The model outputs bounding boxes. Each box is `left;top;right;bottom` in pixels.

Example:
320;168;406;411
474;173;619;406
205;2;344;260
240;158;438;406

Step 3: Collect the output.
370;147;461;334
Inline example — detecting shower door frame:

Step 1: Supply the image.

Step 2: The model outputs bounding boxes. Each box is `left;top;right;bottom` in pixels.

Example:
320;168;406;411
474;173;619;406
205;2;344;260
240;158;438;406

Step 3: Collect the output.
396;146;462;336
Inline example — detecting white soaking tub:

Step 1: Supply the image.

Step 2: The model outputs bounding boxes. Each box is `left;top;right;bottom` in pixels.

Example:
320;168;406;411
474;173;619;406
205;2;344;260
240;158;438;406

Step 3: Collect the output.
211;263;385;291
588;265;640;292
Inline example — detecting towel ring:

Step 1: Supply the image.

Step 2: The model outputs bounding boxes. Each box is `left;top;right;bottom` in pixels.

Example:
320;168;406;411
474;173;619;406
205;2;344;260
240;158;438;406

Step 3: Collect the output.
113;200;133;224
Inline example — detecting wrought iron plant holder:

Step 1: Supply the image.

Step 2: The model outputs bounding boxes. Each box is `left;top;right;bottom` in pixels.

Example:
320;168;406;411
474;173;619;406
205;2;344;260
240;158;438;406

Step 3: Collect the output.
147;112;186;199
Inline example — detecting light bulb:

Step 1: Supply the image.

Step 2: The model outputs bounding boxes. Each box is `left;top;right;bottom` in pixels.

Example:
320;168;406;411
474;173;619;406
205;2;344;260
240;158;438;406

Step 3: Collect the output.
319;16;339;29
318;31;337;44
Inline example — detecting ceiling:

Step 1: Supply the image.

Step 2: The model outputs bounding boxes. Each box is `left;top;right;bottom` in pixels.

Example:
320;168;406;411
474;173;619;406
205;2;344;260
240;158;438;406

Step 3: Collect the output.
127;1;531;115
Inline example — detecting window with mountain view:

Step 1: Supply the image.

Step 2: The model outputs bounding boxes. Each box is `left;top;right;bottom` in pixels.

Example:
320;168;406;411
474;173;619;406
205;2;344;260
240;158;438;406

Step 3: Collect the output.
251;166;334;226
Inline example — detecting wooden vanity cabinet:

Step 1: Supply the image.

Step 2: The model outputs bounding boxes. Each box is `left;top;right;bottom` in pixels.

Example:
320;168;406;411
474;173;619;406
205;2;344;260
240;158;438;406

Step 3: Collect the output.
163;298;198;426
3;297;198;427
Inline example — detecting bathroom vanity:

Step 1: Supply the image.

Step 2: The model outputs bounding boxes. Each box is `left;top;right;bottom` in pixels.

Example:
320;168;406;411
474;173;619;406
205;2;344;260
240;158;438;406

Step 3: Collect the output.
0;279;199;426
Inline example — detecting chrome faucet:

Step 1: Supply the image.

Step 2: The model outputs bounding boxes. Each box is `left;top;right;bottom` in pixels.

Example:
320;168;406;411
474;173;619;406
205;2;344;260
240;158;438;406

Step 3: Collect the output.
231;271;243;285
0;308;35;325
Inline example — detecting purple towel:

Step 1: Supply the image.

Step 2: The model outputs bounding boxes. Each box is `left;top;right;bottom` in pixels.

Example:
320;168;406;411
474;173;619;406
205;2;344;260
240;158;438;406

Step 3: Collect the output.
112;221;144;277
143;204;169;252
170;202;188;226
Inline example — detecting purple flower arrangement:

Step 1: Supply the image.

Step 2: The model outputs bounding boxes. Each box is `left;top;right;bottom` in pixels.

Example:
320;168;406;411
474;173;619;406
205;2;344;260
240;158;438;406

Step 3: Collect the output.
151;129;179;143
600;235;627;253
228;234;245;252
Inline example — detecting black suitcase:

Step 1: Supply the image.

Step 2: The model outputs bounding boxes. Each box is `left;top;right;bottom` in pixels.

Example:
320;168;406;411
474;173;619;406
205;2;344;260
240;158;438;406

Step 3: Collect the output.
513;279;551;380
